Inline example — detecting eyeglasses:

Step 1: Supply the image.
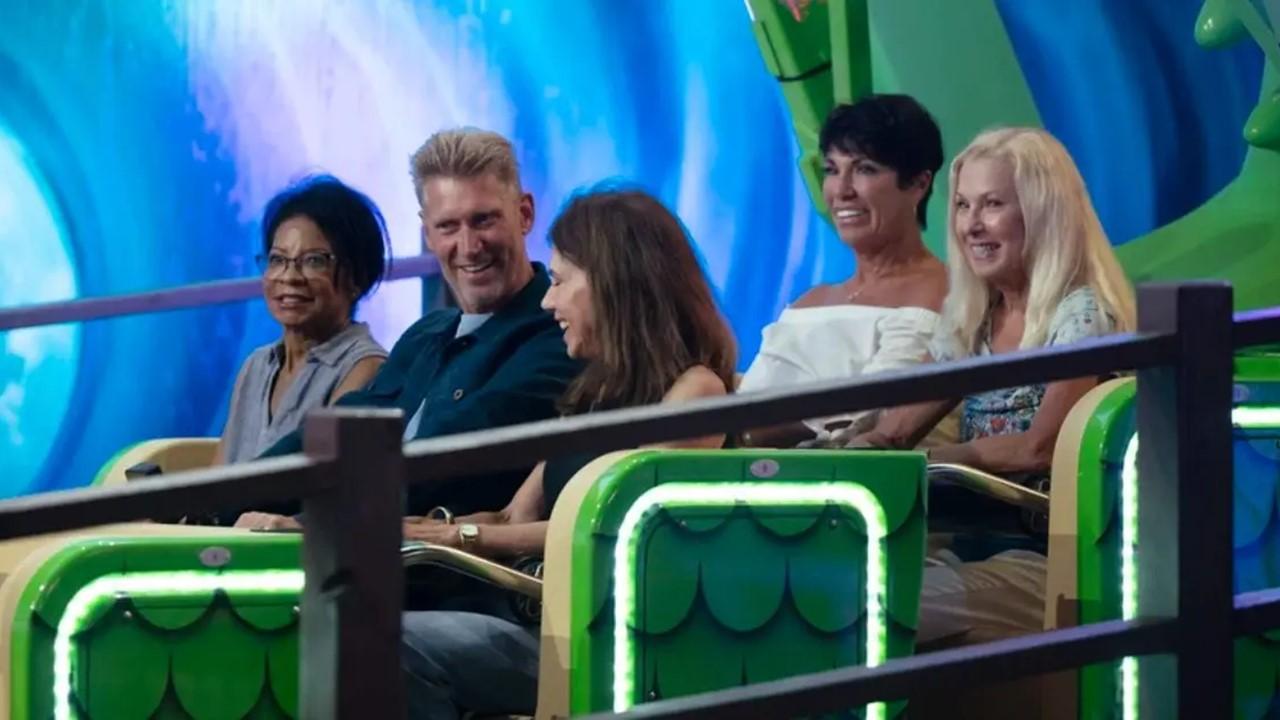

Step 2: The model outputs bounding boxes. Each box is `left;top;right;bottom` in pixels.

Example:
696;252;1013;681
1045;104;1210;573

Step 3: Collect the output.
256;251;336;278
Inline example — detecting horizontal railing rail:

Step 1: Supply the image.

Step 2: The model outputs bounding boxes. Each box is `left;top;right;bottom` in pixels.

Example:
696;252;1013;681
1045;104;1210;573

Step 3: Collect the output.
1233;305;1280;349
0;329;1175;540
0;253;438;330
585;588;1280;719
399;329;1177;480
0;281;1276;718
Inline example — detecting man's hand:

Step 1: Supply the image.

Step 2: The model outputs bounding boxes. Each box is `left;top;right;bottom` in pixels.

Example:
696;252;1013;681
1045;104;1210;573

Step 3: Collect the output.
402;517;460;547
235;512;302;532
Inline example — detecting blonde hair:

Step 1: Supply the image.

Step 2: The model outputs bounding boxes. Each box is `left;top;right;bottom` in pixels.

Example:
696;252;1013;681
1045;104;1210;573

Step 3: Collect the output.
408;128;522;203
940;127;1135;353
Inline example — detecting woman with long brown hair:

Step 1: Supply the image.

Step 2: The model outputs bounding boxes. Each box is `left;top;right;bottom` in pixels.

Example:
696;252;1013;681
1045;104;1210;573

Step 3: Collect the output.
399;187;736;720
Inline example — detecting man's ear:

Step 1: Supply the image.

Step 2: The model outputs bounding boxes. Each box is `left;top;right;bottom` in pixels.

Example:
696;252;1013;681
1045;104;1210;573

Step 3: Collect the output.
519;192;535;234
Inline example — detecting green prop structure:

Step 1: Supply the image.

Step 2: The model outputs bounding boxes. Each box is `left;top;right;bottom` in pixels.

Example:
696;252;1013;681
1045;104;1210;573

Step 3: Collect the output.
750;0;1280;311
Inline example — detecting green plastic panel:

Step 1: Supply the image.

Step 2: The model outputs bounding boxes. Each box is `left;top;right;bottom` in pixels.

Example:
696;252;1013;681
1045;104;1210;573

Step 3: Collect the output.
565;450;927;719
8;534;303;720
1074;356;1280;719
745;0;1041;259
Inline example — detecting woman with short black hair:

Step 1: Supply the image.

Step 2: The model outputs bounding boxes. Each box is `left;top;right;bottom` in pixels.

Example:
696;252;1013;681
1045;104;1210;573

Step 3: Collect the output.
214;174;391;464
739;94;955;447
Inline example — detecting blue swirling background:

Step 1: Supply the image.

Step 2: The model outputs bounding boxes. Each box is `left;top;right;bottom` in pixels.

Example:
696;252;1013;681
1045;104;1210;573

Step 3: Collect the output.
0;0;1263;497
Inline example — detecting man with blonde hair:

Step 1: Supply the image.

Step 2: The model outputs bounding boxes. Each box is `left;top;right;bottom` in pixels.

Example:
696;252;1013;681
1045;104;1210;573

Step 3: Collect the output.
241;128;579;521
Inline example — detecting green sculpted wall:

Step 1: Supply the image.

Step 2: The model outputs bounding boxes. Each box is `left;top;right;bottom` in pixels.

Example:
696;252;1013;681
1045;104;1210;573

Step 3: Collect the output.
752;0;1280;311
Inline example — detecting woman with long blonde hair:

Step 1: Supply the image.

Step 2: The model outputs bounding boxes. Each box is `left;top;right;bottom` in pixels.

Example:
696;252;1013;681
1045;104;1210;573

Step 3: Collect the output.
845;129;1135;695
851;126;1134;473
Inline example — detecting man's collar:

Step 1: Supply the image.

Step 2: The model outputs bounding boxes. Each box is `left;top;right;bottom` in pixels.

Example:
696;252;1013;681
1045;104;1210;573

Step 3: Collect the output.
419;262;551;338
470;262;551;341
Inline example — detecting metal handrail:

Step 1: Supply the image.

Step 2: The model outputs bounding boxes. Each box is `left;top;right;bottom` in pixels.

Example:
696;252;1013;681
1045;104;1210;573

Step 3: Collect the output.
399;330;1177;482
0;253;438;330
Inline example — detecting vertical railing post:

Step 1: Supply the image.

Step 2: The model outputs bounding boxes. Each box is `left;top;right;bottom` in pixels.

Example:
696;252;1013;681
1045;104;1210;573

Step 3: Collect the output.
299;407;407;718
1135;282;1234;717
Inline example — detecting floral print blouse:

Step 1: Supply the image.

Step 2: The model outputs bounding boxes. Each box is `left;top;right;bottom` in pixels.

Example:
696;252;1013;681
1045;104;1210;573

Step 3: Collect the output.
930;287;1114;443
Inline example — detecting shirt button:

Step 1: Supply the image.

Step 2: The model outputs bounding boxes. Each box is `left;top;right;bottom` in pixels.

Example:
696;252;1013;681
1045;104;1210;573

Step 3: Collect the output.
452;389;464;401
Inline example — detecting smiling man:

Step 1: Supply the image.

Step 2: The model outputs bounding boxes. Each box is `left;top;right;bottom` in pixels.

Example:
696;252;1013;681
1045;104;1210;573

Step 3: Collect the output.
247;128;581;519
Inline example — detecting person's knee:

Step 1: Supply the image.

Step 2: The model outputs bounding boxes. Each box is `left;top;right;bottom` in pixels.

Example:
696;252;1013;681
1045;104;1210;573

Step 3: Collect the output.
402;612;453;683
400;610;541;718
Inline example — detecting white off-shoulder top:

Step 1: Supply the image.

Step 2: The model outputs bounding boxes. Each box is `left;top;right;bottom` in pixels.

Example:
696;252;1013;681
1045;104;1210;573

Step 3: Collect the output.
739;304;957;444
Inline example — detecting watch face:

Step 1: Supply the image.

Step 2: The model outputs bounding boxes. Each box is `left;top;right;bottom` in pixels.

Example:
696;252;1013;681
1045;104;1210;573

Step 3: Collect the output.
460;524;480;541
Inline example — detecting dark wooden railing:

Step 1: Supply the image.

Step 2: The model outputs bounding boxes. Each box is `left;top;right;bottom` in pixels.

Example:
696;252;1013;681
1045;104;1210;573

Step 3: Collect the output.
2;281;1280;718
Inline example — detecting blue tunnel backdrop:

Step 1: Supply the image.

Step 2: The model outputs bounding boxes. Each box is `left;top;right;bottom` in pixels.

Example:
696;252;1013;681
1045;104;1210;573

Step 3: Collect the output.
0;0;1263;497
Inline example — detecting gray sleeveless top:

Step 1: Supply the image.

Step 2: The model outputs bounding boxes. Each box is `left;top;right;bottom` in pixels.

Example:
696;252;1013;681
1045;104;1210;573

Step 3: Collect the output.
221;322;387;463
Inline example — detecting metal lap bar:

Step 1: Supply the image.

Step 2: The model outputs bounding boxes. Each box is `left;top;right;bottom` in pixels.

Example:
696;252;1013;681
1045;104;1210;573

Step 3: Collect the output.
401;541;542;600
926;462;1051;514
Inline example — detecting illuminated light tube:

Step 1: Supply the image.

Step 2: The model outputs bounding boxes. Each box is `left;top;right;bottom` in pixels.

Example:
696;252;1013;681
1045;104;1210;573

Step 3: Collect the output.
1120;435;1139;720
612;482;888;720
53;570;305;720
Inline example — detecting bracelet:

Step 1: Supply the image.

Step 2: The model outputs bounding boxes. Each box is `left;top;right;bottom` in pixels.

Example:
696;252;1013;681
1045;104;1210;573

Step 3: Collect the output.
426;506;455;525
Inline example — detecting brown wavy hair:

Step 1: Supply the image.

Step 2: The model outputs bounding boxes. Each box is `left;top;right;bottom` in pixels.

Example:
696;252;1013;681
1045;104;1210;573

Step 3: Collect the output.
550;188;737;415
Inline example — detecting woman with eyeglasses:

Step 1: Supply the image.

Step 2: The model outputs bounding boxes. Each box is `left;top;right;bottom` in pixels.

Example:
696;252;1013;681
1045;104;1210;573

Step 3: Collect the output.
213;174;391;464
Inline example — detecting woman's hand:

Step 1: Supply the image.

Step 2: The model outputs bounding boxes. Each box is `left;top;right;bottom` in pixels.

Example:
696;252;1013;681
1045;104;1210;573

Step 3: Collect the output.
402;517;460;547
836;431;889;449
234;512;302;531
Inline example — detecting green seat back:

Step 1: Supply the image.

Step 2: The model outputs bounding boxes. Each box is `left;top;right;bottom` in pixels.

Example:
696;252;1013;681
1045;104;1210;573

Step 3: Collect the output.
8;534;303;719
564;449;927;719
1075;354;1280;719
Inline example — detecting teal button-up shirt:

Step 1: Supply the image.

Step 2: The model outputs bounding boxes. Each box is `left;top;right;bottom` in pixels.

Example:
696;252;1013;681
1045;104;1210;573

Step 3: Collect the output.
257;263;581;515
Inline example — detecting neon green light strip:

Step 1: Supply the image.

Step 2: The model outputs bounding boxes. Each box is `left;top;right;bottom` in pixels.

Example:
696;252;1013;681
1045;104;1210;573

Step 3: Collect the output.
1120;435;1139;720
612;482;888;720
1118;405;1280;718
54;569;305;720
1231;406;1280;427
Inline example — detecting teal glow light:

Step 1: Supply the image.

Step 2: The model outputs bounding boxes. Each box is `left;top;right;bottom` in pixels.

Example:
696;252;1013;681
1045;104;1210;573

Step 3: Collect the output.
612;482;888;719
1117;405;1280;718
53;569;305;720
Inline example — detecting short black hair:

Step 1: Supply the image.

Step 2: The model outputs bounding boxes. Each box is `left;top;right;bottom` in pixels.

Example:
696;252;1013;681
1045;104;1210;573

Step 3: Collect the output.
261;174;391;309
818;94;944;228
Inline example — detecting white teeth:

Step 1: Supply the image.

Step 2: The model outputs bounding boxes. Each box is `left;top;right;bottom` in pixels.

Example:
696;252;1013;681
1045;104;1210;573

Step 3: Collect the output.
835;209;866;220
970;243;999;259
458;261;495;273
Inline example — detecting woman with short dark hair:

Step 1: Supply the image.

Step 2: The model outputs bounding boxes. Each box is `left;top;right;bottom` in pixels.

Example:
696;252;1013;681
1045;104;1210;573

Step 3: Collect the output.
739;94;956;447
214;174;391;464
399;187;736;720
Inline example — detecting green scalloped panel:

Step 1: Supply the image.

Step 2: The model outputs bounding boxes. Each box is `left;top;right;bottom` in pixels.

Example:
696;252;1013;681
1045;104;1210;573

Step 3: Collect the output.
567;450;926;718
8;534;303;720
1076;360;1280;719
